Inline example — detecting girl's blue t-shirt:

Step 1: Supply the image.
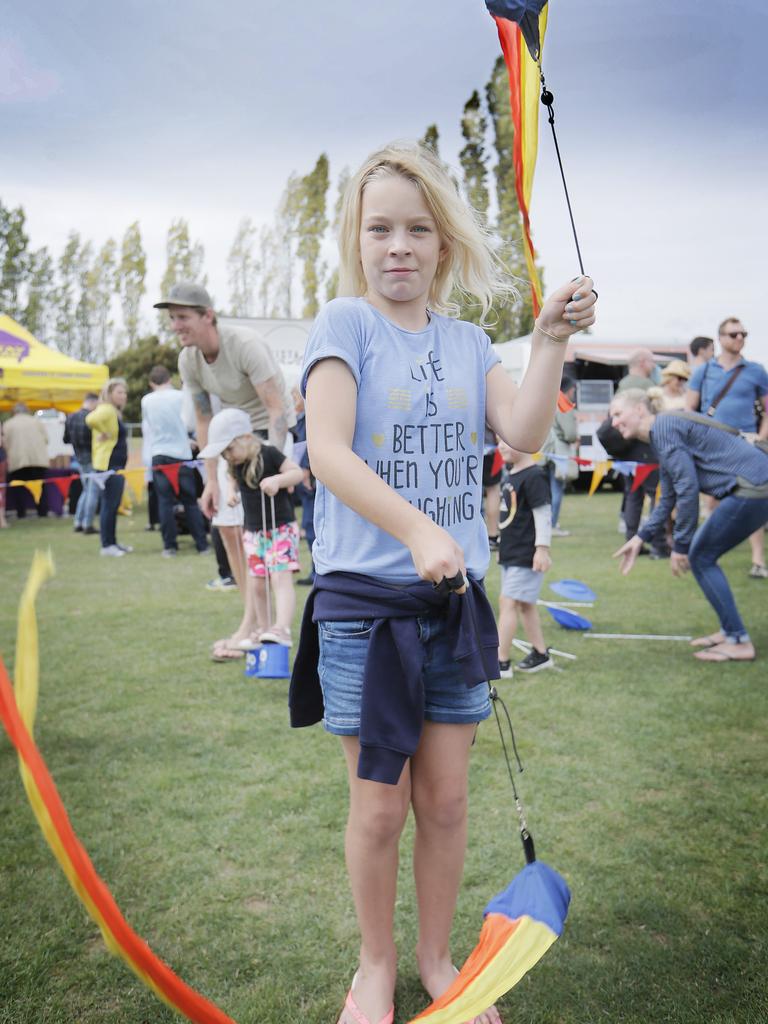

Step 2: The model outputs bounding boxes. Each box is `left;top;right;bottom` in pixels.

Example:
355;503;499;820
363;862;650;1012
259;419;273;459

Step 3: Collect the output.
301;297;500;582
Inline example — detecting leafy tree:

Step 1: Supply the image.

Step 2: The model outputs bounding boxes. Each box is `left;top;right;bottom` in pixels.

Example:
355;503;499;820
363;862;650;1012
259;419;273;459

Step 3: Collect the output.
0;201;30;318
108;333;181;423
421;124;440;155
296;154;329;318
23;247;55;342
158;219;206;334
486;56;538;338
227;217;258;317
119;221;146;345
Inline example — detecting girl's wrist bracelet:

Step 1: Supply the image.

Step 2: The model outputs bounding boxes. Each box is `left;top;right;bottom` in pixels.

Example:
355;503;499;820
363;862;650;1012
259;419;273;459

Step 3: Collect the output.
534;321;568;343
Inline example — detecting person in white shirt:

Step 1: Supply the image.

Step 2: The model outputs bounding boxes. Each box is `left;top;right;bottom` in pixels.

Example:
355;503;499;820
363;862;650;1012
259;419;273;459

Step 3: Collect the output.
141;365;209;557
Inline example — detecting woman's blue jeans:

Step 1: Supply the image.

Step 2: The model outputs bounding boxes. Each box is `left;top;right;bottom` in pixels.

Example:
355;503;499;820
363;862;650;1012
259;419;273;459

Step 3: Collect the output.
688;493;768;641
548;463;566;528
100;473;125;548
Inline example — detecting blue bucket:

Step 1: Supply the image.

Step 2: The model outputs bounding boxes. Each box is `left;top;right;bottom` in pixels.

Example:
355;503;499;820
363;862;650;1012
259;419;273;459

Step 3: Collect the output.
245;643;290;679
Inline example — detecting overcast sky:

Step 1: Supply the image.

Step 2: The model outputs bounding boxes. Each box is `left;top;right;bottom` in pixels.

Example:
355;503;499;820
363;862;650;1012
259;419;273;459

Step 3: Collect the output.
3;0;768;362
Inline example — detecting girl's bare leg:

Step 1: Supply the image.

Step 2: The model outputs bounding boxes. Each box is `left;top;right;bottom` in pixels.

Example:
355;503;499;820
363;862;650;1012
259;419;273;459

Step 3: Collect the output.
215;526;257;644
270;571;296;634
337;737;410;1024
412;722;501;1024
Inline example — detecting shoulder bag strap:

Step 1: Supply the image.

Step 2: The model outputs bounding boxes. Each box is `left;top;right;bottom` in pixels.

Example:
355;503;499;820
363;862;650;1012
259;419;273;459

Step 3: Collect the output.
667;410;739;436
706;363;745;416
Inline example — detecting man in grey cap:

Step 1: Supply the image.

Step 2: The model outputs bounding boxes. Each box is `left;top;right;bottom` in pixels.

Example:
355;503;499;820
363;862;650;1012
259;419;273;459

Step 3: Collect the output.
155;283;295;653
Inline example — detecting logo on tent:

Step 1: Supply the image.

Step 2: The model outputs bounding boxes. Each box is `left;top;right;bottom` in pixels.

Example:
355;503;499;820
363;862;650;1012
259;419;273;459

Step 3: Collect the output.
0;330;30;363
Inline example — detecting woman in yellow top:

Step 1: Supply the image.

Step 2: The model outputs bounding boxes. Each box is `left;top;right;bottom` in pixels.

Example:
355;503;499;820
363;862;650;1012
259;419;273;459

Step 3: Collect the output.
86;378;131;557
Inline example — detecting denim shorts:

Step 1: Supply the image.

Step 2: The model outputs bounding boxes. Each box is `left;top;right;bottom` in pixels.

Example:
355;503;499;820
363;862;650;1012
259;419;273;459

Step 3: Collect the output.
317;612;492;735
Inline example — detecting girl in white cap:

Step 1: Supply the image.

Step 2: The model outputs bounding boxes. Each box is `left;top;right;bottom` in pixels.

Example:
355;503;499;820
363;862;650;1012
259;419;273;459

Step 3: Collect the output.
200;408;303;653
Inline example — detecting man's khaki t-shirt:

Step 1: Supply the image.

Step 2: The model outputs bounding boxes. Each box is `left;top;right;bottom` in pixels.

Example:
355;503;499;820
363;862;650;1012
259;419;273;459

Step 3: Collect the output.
178;324;295;433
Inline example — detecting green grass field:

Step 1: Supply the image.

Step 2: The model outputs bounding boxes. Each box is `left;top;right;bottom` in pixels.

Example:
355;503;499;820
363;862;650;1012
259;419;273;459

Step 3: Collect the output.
1;493;766;1024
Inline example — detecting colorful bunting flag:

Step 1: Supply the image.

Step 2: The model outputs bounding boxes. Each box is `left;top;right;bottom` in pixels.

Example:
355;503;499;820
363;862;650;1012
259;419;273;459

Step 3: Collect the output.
588;461;611;497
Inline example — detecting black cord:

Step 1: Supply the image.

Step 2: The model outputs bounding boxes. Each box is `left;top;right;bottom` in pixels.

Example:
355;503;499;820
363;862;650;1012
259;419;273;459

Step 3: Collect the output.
488;683;536;864
540;73;585;278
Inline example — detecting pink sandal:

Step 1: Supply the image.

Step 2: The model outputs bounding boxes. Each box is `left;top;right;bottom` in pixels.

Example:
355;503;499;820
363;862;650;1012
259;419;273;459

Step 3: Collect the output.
342;973;394;1024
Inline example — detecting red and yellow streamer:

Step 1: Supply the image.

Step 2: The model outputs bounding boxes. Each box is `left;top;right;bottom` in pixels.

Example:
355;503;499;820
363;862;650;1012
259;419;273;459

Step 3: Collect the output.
0;552;237;1024
492;7;548;316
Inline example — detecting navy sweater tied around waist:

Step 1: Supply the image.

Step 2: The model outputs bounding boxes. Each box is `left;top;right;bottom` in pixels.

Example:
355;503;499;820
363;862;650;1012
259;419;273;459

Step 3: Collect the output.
288;572;500;785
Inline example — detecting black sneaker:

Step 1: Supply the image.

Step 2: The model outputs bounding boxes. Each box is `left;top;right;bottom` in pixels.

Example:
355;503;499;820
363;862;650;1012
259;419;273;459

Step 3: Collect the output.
498;660;513;678
516;648;554;673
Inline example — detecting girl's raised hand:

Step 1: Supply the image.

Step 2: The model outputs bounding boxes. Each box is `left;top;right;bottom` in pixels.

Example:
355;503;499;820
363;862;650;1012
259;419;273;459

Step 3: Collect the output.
406;518;466;587
259;476;280;497
536;275;597;342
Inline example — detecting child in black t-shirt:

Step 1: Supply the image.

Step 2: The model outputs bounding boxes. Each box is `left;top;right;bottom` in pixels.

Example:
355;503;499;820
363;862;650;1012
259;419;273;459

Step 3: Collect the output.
497;439;554;676
223;430;303;647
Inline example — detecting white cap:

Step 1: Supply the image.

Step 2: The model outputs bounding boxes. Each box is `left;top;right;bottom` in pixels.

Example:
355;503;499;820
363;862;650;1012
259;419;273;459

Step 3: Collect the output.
198;408;253;459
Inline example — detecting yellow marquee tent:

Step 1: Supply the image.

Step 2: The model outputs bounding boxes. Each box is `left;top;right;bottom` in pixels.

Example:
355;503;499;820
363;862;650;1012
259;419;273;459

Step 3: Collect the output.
0;315;109;413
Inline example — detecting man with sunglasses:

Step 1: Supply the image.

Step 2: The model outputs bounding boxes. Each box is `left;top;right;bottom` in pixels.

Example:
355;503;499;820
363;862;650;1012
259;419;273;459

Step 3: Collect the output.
687;317;768;577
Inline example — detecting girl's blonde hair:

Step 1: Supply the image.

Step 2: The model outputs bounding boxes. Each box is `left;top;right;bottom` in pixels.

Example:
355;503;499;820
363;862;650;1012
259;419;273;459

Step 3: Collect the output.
337;142;516;325
101;377;127;403
228;433;264;489
612;387;664;415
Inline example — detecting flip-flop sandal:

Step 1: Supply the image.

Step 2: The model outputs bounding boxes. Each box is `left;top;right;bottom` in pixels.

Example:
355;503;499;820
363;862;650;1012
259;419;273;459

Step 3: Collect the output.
211;642;245;663
237;636;263;650
342;972;394;1024
694;645;755;663
690;634;725;648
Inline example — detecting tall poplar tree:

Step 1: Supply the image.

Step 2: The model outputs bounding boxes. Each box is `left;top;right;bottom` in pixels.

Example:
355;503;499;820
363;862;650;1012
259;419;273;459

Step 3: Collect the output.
119;221;146;345
227;217;258;317
325;166;350;303
459;90;490;224
85;238;118;360
486;56;537;338
0;201;30;319
421;125;440;155
256;225;277;318
271;175;301;318
158;219;206;334
296;153;329;318
23;247;55;342
53;232;84;354
74;240;96;361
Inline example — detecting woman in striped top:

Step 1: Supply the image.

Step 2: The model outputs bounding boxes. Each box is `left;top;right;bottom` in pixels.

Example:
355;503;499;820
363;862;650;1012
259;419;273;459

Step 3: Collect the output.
611;388;768;663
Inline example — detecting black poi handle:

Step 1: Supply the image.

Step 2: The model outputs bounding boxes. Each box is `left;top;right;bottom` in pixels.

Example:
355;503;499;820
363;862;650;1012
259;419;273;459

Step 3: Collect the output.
432;571;468;596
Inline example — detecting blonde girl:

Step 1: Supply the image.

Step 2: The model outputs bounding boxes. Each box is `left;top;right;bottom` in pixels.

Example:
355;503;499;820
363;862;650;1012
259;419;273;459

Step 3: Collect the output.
293;142;596;1024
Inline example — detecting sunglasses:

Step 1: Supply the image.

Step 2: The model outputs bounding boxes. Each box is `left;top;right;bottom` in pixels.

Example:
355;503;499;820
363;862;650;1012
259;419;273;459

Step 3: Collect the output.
722;330;748;339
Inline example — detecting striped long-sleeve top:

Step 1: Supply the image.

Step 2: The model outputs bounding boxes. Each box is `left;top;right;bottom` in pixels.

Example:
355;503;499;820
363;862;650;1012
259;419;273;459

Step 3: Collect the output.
638;413;768;554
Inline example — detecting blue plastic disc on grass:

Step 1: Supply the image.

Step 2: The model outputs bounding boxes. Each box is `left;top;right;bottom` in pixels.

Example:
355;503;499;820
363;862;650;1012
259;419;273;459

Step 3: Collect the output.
546;606;592;630
549;578;597;603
